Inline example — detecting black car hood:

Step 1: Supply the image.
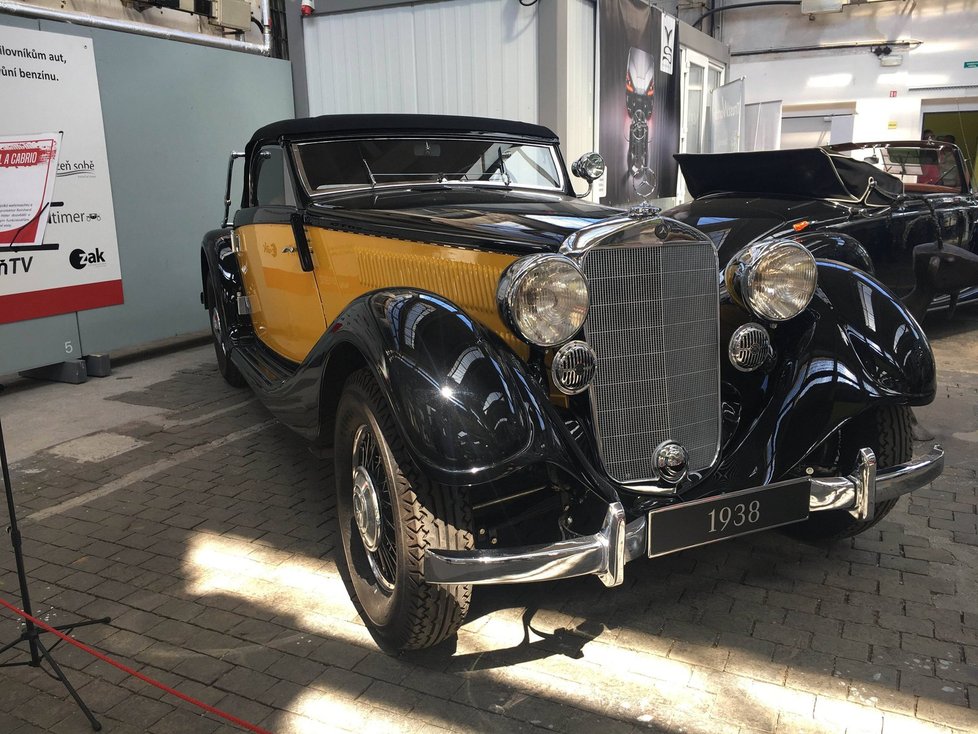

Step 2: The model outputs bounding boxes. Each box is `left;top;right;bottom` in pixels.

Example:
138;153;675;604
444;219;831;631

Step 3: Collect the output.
307;187;621;253
666;194;851;262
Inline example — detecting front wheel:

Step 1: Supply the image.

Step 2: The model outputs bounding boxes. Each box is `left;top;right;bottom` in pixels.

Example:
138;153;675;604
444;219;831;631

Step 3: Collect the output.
788;405;913;541
334;369;474;651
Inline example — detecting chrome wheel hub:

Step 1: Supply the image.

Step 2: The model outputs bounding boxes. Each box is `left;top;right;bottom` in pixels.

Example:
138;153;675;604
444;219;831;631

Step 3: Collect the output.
352;465;382;553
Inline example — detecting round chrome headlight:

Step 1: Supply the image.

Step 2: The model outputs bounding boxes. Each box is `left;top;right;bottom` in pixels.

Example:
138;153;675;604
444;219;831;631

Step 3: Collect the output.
728;241;817;322
498;254;589;347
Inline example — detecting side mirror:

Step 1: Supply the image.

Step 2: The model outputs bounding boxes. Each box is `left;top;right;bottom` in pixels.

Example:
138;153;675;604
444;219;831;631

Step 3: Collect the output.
571;152;605;199
572;152;606;183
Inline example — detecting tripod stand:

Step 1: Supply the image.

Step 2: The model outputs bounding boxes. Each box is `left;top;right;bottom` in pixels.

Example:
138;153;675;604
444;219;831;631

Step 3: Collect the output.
0;402;111;731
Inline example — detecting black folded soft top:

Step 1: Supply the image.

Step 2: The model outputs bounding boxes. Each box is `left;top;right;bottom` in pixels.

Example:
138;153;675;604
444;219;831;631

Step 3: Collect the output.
675;147;904;204
250;114;559;147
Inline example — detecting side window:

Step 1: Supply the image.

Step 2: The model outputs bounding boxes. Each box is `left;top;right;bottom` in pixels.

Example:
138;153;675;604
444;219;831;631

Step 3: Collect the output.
252;146;296;207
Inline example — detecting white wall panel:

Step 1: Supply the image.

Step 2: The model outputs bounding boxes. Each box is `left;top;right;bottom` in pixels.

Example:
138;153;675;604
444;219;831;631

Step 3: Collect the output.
305;5;418;114
304;0;538;122
726;0;978;139
564;0;596;163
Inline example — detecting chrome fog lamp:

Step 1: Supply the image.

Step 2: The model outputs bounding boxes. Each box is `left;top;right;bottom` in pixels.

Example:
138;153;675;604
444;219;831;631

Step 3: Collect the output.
729;323;774;372
727;241;817;322
498;254;589;347
551;340;597;394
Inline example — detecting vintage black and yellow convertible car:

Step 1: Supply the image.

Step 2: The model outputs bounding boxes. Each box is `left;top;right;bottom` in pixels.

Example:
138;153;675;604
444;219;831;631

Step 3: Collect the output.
201;115;944;652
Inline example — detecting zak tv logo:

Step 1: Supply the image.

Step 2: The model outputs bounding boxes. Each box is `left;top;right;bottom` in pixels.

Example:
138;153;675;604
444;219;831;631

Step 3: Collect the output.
69;247;108;270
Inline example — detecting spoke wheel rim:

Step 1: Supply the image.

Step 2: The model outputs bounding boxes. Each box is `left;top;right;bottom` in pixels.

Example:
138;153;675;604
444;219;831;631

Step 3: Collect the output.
210;302;226;355
352;424;397;593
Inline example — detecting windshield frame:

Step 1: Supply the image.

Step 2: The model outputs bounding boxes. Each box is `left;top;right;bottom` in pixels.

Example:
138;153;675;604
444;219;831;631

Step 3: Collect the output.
827;140;970;196
289;133;568;198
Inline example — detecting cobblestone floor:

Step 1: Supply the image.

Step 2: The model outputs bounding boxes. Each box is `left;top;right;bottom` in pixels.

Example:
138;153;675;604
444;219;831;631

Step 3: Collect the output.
0;309;976;734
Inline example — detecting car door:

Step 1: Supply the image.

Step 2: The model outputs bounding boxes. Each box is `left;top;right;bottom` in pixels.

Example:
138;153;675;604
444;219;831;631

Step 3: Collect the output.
234;144;326;364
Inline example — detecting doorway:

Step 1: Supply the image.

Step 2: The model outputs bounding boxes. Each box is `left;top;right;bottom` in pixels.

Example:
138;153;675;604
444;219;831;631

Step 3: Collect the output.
677;47;724;201
922;108;978;181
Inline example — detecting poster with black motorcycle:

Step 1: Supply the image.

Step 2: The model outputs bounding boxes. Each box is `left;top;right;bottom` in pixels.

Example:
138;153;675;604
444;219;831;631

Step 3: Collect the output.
597;0;680;207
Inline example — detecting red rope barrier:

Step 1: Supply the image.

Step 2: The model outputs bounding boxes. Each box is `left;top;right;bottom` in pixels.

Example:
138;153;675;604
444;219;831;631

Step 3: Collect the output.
0;595;275;734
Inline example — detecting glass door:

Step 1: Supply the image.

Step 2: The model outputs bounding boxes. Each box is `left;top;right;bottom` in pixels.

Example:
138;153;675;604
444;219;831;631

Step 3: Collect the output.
678;49;725;202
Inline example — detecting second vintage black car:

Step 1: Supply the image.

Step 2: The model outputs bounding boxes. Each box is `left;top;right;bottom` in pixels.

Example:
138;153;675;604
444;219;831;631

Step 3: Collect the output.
201;115;944;652
667;140;978;318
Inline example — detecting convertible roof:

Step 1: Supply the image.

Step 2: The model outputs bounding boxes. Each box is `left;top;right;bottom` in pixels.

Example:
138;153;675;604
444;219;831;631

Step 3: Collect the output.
675;148;904;203
250;114;559;145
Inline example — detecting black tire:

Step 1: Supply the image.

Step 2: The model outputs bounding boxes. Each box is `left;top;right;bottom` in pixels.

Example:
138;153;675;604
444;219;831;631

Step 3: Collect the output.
207;279;245;387
334;369;473;651
788;405;912;541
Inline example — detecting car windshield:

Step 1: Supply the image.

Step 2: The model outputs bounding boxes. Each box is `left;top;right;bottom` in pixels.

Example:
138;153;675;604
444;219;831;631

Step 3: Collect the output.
843;143;963;192
292;137;563;194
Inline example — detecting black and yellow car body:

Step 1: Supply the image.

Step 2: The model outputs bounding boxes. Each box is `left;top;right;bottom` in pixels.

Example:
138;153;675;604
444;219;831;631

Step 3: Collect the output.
201;115;944;652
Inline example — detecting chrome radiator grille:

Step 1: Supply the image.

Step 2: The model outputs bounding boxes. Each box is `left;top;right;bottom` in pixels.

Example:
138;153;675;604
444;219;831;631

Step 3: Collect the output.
581;242;720;484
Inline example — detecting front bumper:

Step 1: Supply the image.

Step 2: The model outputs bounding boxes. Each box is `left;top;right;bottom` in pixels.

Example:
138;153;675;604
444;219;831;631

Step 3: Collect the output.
424;444;944;587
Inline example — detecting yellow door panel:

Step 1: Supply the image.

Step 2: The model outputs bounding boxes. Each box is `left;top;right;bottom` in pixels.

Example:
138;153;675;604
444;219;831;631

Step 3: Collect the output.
236;221;326;363
306;228;527;356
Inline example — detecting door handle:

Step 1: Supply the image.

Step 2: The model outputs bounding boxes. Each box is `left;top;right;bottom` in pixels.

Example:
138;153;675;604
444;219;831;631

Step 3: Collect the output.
290;212;314;272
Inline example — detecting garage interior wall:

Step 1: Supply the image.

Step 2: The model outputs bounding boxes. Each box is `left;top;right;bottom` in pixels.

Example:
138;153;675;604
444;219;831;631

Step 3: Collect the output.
723;0;978;144
304;0;539;122
0;16;293;377
302;0;596;171
301;0;728;199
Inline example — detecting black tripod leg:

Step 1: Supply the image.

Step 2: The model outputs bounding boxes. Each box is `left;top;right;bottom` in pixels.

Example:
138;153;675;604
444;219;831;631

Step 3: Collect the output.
34;637;102;732
0;631;29;657
50;617;112;632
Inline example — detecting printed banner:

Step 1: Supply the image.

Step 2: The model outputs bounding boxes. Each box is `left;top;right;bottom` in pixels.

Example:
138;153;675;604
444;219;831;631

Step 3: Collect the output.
0;27;123;325
0;133;61;247
710;79;746;154
597;0;681;206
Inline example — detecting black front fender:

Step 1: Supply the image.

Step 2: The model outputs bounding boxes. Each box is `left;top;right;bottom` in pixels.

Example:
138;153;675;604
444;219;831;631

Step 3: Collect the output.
708;260;935;491
200;228;237;307
318;290;576;487
795;231;874;274
814;260;935;402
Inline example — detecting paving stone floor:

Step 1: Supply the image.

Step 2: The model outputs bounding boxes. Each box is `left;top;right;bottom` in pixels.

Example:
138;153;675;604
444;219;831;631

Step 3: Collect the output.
0;309;976;734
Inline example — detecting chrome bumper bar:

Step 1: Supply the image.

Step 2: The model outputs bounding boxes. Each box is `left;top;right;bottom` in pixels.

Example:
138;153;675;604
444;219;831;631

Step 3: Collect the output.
424;444;944;588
